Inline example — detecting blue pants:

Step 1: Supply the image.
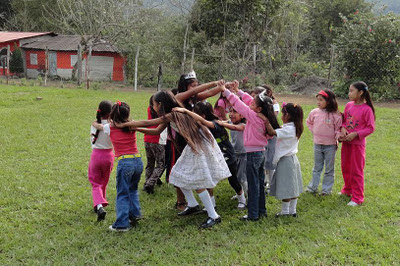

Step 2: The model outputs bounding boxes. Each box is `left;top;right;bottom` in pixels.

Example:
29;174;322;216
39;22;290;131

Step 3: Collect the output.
307;144;336;193
113;157;143;228
246;151;266;219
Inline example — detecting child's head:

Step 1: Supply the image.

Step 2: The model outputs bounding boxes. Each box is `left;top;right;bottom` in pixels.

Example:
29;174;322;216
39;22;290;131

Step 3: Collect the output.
250;86;264;98
110;101;130;131
178;71;199;93
194;101;219;121
316;89;338;113
252;90;280;129
152;91;181;116
281;103;304;139
260;84;275;99
229;107;245;124
349;81;375;117
96;100;112;122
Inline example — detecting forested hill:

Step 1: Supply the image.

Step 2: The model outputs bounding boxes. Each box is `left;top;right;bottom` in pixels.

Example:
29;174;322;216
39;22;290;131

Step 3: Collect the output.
367;0;400;13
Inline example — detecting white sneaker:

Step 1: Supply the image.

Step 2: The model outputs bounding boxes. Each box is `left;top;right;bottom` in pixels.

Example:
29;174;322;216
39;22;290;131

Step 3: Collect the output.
237;202;246;210
347;200;360;207
109;225;130;232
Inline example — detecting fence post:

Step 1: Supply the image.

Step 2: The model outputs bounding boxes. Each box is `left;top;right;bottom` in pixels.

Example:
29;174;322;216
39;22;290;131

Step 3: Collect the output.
44;46;48;86
157;63;163;91
328;44;335;88
86;45;92;89
134;46;140;92
77;44;82;86
6;45;10;85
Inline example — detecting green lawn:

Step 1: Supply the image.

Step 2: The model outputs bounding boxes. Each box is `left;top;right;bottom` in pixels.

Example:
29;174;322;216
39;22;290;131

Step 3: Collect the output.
1;85;399;265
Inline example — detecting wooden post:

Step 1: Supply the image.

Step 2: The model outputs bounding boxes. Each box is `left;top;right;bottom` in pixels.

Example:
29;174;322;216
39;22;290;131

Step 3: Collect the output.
86;45;92;89
190;48;195;71
327;44;335;88
44;46;48;86
157;63;163;91
77;44;82;86
134;46;140;92
6;45;10;85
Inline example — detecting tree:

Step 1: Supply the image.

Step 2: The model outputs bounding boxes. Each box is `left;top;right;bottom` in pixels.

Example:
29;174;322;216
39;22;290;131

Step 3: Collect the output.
0;0;13;29
334;11;400;98
9;45;24;74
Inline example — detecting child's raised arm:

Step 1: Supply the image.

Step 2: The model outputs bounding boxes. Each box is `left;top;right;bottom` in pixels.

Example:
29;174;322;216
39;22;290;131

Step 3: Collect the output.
172;107;215;129
175;80;224;103
257;113;277;136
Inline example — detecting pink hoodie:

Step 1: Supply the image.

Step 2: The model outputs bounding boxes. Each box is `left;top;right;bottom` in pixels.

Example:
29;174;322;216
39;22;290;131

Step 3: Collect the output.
224;89;271;152
306;108;342;145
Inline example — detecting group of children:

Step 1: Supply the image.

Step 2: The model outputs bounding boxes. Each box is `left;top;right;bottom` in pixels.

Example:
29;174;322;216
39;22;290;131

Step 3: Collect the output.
87;71;375;231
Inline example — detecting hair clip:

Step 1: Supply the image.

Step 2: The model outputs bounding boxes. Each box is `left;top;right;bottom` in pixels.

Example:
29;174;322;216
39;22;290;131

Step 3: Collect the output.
318;90;329;98
282;101;287;108
117;100;122;106
184;71;196;80
364;86;369;91
258;90;270;103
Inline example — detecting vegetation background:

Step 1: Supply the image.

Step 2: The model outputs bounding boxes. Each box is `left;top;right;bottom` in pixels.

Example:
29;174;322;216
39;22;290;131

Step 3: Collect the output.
1;0;400;99
1;84;399;264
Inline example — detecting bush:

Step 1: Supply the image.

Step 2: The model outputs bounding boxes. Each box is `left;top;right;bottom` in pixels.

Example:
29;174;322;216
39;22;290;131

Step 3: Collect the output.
9;44;24;74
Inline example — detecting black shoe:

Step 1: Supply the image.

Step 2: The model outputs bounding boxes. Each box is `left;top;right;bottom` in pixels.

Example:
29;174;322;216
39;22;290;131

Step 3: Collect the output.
156;179;163;186
291;213;298;218
240;215;259;221
97;207;106;221
143;185;154;194
200;216;221;229
178;205;202;216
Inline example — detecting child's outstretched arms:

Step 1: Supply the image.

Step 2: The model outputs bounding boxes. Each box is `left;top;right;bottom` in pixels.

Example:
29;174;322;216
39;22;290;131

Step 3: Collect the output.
92;120;104;131
135;123;168;135
216;120;245;131
173;107;215;129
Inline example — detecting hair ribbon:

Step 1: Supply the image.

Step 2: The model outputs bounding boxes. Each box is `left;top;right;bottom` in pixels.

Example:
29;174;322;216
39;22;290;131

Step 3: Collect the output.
318;90;329;98
117;100;122;106
97;109;101;112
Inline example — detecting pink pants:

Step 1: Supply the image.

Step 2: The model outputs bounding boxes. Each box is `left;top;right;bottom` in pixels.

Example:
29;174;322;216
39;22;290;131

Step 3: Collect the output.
341;142;366;204
88;148;114;208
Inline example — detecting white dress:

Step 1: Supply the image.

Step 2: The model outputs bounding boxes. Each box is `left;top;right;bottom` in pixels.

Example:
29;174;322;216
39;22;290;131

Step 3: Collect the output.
169;126;231;190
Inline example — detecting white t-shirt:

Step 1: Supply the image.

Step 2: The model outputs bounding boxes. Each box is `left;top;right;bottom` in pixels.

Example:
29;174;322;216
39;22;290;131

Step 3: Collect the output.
273;122;298;164
159;128;168;145
273;103;280;113
90;120;112;149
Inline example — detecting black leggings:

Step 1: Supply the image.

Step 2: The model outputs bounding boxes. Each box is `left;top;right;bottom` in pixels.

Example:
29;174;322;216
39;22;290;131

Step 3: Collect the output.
228;162;243;194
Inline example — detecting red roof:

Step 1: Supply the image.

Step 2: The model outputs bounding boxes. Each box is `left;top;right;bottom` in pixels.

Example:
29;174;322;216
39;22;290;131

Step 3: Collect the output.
0;32;54;43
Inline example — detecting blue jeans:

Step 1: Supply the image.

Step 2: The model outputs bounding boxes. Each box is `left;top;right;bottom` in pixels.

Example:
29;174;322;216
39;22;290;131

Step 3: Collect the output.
113;157;143;228
246;151;266;219
307;144;336;193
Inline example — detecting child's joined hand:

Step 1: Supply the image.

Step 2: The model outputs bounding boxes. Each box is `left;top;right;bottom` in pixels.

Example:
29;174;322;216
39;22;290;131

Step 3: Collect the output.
344;132;358;142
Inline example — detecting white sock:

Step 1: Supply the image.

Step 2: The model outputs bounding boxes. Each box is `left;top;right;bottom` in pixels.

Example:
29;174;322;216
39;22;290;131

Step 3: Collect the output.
238;192;246;204
289;199;298;214
198;190;219;219
210;196;216;207
281;201;290;214
97;204;103;210
180;188;199;207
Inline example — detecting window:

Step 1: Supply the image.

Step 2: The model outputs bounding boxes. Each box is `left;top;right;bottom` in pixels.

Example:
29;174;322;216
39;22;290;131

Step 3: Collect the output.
70;55;77;67
30;53;38;65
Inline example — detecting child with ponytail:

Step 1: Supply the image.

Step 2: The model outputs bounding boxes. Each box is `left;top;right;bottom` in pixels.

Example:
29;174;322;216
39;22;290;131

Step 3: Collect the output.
263;103;304;217
339;81;375;206
88;100;113;221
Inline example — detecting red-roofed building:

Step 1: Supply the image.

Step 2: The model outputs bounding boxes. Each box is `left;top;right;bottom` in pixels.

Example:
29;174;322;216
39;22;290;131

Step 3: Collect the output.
0;32;55;75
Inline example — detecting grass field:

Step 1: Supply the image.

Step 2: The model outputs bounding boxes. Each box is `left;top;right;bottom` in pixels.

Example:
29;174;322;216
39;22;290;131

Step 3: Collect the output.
1;85;399;265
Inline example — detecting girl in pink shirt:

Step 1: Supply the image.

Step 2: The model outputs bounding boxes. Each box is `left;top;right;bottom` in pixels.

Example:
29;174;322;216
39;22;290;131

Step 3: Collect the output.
339;81;375;206
223;82;280;221
306;90;342;195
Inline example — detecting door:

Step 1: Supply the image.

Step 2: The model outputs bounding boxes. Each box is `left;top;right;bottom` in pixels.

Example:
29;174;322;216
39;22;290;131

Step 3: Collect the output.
48;51;57;76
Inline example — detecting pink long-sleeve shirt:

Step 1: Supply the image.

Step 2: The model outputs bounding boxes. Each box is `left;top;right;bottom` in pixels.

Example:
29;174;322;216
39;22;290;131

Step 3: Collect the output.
306;108;342;145
224;89;271;152
342;101;375;146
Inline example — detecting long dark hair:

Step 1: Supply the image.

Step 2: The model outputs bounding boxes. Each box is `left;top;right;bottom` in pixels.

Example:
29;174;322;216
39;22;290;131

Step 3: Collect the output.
213;92;229;110
92;100;112;144
110;101;131;132
282;103;304;139
177;74;197;93
255;92;280;129
153;91;214;154
261;84;275;100
149;95;158;119
194;101;229;140
351;81;375;119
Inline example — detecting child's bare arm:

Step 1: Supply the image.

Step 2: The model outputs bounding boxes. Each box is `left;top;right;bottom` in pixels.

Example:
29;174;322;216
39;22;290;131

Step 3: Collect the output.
257;113;276;136
216;120;245;131
134;123;168;135
92;120;104;130
172;108;215;129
